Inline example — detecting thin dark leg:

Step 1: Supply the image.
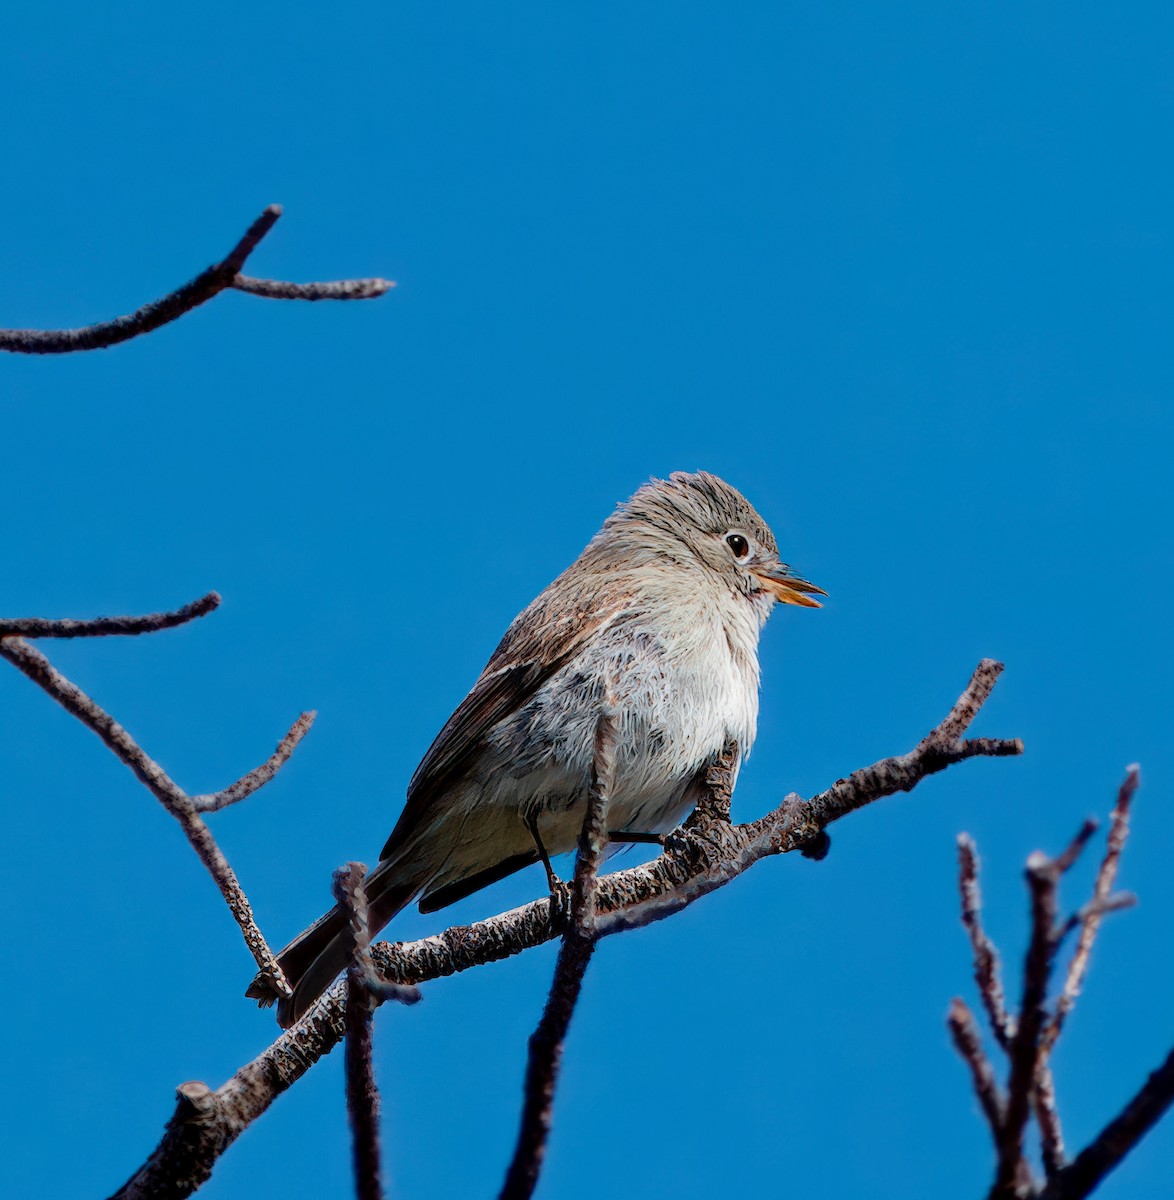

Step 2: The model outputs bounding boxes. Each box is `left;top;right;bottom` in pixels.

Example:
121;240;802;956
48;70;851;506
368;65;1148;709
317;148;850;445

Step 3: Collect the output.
524;813;561;892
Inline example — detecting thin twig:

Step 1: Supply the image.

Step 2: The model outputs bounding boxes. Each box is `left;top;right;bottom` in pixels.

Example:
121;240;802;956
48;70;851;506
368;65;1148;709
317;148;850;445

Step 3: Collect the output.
0;632;293;1000
949;997;1006;1136
953;777;1155;1194
114;660;1019;1200
1055;893;1137;943
993;824;1099;1196
1035;1061;1067;1180
1032;777;1140;1176
232;275;393;300
0;206;392;354
958;833;1014;1051
333;864;396;1200
994;851;1063;1196
1052;819;1100;874
1027;821;1104;1178
499;706;617;1200
1051;768;1139;1047
191;712;317;813
791;660;1022;835
0;592;221;639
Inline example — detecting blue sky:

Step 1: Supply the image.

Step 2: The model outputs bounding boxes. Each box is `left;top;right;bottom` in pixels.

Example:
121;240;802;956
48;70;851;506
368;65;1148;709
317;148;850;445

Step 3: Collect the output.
2;4;1172;1197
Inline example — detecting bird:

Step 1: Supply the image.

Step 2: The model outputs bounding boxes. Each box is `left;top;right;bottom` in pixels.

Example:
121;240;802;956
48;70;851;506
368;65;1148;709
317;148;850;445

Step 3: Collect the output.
249;470;824;1026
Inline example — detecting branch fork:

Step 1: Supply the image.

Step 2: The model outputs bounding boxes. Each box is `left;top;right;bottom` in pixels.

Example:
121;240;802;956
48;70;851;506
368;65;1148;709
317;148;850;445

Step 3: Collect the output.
0;593;313;1000
0;205;393;354
949;767;1171;1200
106;656;1020;1200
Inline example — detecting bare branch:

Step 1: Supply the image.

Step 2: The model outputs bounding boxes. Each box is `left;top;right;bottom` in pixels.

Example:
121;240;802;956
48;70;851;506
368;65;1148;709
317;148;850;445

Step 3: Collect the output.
1039;1045;1174;1200
953;775;1162;1196
335;864;421;1008
1050;768;1139;1046
334;865;386;1200
0;634;291;1001
937;658;1010;740
191;712;317;814
1055;892;1137;944
112;660;1017;1199
499;706;617;1200
958;833;1014;1051
794;660;1021;835
993;850;1063;1195
0;592;221;639
232;275;393;301
0;205;392;355
1052;818;1100;874
1032;777;1140;1176
948;997;1006;1137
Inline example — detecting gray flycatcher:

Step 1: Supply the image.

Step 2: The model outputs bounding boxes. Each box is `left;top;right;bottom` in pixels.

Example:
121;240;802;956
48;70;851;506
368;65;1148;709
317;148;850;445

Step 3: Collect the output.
250;470;824;1026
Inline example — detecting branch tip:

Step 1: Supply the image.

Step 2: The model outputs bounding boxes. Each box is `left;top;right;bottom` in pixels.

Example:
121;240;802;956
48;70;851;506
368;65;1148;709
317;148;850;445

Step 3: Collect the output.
0;590;221;640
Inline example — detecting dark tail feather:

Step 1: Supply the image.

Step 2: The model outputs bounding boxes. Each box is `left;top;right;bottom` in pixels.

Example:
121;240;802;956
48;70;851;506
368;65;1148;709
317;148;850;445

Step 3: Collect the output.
246;858;418;1028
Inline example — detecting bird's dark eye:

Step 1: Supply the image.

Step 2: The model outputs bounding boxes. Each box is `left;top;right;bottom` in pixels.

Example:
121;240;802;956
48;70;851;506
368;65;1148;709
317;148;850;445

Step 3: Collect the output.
726;533;750;561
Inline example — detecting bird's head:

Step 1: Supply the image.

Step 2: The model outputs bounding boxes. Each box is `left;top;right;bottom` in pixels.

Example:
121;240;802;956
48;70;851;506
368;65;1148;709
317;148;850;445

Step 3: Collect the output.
604;470;826;612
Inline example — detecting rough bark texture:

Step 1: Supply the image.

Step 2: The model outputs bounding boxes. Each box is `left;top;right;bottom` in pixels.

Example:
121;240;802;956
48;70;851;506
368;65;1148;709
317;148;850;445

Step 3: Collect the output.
109;659;1020;1200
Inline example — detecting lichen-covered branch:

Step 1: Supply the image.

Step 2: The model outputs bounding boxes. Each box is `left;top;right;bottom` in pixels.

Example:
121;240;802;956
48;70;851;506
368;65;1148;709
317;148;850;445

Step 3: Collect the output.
0;205;392;355
111;659;1018;1200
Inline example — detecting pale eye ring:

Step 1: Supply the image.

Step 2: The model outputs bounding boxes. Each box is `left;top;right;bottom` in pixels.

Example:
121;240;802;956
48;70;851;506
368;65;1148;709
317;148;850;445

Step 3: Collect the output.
725;533;751;562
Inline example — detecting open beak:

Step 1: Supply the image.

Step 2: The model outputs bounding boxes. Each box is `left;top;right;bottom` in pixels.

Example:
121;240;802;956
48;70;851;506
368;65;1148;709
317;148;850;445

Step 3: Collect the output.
750;562;827;609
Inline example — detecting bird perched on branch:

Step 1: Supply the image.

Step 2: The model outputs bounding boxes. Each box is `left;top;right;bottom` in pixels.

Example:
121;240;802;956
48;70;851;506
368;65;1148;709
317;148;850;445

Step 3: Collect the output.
250;470;824;1026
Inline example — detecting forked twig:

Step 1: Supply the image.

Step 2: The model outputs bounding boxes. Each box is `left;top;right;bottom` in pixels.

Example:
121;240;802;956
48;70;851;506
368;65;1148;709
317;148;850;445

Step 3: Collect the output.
949;771;1170;1200
992;846;1070;1193
1049;768;1138;1047
0;594;312;1000
1031;771;1140;1176
0;206;392;354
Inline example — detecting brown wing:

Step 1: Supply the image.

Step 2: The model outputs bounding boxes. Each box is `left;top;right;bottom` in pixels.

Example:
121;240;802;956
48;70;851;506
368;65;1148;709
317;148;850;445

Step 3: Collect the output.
380;576;631;860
